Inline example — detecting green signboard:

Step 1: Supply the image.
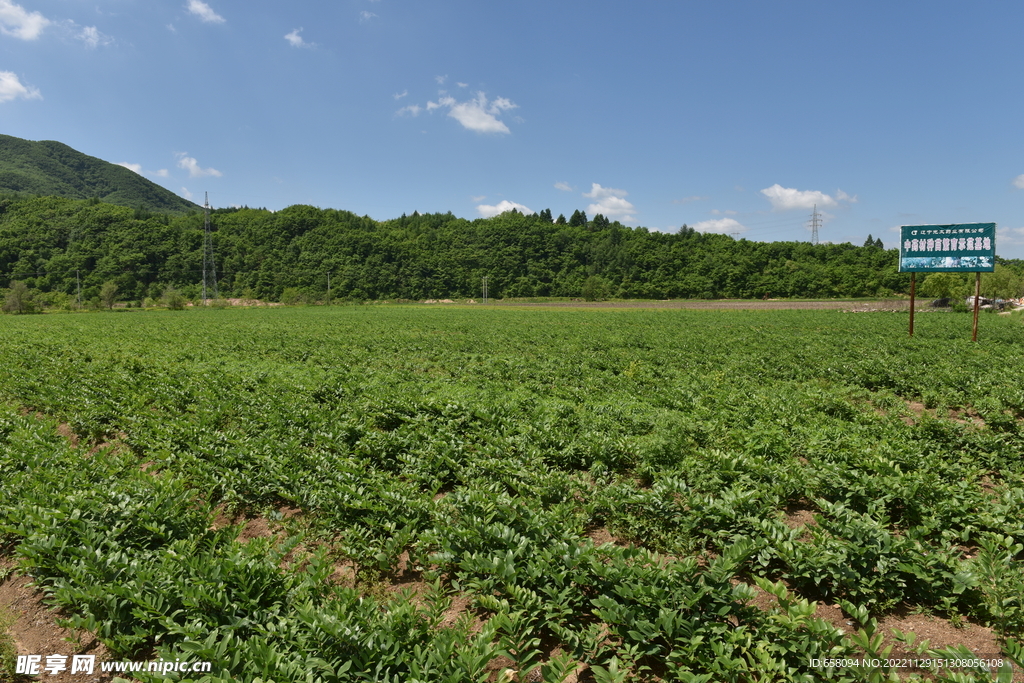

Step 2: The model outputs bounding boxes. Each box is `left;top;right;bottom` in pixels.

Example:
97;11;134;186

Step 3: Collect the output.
898;223;995;272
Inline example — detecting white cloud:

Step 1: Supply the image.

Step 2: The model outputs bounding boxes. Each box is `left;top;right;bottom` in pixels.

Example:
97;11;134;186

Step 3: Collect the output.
180;187;193;200
456;82;468;88
672;196;707;204
692;217;747;234
186;0;224;24
710;209;737;215
477;200;534;218
0;71;40;103
997;226;1024;246
554;181;573;192
119;163;170;178
399;85;519;134
359;11;377;22
583;183;636;222
176;152;222;178
760;184;856;211
167;23;176;32
1014;175;1024;190
393;89;408;100
77;25;112;48
471;195;486;202
583;183;626;200
0;0;49;40
426;91;517;133
284;28;314;48
435;74;447;85
425;95;450;112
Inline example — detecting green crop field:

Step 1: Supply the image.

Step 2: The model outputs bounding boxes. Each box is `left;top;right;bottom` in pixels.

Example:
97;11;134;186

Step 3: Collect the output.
1;305;1023;682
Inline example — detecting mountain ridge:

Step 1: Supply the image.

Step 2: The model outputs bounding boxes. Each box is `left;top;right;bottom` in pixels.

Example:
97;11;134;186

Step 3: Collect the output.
0;134;200;213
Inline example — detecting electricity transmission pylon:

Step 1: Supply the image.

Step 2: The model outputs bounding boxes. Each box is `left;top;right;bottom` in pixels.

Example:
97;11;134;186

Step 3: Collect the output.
202;192;218;303
809;204;821;245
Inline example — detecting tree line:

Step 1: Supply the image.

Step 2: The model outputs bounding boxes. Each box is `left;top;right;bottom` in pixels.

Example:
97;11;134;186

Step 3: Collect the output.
1;194;1019;307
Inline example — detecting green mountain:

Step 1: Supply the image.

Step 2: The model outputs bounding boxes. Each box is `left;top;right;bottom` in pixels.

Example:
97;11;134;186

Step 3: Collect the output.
0;134;199;213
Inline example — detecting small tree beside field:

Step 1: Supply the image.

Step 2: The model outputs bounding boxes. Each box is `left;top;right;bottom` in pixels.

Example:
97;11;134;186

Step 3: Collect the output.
162;286;186;310
100;282;119;310
2;281;35;314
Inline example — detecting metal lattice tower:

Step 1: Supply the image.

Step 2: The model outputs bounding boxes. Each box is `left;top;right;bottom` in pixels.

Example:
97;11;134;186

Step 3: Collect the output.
809;204;821;245
202;192;218;303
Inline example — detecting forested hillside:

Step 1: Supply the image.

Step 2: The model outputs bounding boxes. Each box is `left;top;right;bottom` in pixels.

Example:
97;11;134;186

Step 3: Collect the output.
0;134;198;214
0;194;911;303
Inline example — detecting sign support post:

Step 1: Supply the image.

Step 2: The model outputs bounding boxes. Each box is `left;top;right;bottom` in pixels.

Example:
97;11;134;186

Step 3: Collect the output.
972;272;981;342
908;273;916;336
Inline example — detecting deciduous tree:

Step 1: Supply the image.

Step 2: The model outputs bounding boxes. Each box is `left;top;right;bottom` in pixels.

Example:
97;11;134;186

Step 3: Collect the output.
100;281;118;309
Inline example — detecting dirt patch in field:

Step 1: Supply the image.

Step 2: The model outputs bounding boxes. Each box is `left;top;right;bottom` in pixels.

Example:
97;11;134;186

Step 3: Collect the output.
210;504;300;536
330;560;356;588
782;506;818;531
440;594;473;629
55;422;79;448
586;528;629;547
237;517;274;543
87;434;129;458
385;551;427;590
878;610;1001;658
484;655;517;682
813;601;852;634
947;406;986;428
899;401;986;429
211;510;274;542
743;585;1008;675
897;400;935;426
50;418;130;459
0;570;125;683
744;583;781;614
387;581;431;606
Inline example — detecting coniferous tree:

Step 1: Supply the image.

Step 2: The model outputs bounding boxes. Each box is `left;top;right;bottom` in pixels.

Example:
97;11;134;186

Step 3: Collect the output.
539;208;553;223
555;214;567;225
569;210;587;227
864;234;875;247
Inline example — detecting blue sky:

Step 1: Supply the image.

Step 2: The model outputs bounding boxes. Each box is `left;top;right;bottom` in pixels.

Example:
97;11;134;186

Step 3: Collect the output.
3;1;1024;257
